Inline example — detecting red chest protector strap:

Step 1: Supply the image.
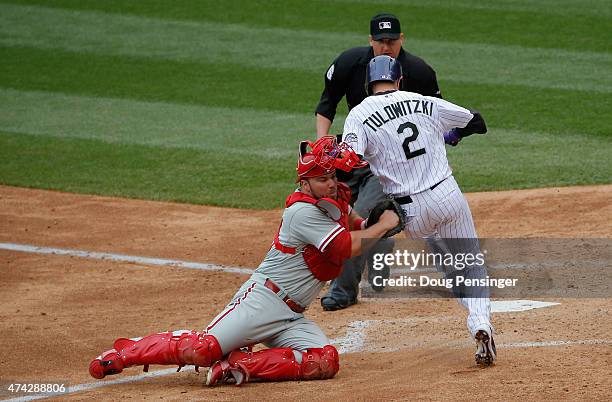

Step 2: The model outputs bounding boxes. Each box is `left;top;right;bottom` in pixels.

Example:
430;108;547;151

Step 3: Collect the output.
273;228;296;254
284;183;351;224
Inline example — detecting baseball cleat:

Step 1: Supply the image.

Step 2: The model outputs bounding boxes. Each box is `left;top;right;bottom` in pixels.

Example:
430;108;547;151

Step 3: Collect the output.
206;360;247;386
89;349;124;379
474;329;496;367
206;360;231;386
320;296;357;311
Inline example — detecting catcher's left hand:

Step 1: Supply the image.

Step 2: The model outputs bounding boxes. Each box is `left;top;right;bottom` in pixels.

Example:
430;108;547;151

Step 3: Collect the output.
366;198;407;238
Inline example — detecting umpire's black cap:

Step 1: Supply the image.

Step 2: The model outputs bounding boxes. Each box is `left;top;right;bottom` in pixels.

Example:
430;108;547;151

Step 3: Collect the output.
370;13;401;40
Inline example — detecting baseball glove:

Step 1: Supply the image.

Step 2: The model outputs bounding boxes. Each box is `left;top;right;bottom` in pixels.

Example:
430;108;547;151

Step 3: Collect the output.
366;198;407;238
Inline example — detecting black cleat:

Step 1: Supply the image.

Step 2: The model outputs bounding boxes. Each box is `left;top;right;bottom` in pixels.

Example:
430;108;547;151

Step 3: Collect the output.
474;329;497;367
320;296;357;311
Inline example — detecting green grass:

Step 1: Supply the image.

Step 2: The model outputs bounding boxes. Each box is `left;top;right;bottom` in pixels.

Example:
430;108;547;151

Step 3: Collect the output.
0;132;295;209
1;129;609;210
0;88;312;157
0;0;610;208
449;130;612;190
5;0;610;52
1;4;610;96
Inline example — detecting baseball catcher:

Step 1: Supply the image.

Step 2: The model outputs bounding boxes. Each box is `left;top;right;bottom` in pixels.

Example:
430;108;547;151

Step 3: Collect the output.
88;136;400;386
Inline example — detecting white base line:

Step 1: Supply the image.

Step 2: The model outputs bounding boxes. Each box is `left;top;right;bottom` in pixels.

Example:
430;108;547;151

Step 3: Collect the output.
501;339;612;348
330;320;377;354
2;332;610;402
1;367;194;402
2;320;372;401
2;243;610;399
1;322;372;402
0;242;254;275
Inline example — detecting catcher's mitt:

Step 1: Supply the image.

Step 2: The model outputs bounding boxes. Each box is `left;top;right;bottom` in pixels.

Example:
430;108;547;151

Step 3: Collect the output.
366;198;407;238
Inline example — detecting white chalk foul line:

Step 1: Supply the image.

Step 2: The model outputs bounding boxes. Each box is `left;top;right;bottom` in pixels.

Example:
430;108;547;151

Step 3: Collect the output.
331;320;378;354
2;321;372;402
326;319;612;353
1;367;195;402
0;242;254;275
501;339;612;348
2;332;610;402
0;243;607;399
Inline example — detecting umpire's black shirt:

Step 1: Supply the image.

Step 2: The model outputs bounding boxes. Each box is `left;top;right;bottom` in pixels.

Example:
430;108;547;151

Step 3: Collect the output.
316;47;441;122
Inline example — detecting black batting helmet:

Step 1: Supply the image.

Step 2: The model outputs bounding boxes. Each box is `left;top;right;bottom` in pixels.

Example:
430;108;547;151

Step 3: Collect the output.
366;55;402;95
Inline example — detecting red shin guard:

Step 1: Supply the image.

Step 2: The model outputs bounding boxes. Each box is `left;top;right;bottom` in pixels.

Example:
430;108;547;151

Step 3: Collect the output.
300;346;340;380
89;330;222;379
207;345;339;386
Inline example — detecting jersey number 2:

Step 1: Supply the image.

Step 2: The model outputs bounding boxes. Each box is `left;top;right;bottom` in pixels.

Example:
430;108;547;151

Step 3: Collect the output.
398;122;426;160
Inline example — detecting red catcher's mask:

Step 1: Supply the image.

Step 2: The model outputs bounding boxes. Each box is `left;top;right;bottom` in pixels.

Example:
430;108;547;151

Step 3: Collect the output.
296;136;367;182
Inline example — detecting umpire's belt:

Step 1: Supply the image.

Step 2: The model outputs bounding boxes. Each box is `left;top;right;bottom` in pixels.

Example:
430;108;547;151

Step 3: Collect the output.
395;177;448;205
264;279;305;313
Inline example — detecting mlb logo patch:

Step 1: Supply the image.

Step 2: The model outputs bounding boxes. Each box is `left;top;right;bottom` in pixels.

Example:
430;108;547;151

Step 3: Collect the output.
379;21;392;29
326;64;335;80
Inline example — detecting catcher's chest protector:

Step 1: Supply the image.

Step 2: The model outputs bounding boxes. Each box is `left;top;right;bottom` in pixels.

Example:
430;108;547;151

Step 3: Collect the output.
274;185;352;281
283;183;351;227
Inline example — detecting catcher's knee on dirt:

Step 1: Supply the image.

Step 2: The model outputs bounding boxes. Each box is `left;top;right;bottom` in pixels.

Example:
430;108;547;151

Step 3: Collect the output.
89;330;223;379
300;345;340;380
207;345;339;386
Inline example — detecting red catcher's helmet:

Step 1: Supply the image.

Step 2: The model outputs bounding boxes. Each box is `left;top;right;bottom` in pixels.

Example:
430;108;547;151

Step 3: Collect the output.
296;136;367;182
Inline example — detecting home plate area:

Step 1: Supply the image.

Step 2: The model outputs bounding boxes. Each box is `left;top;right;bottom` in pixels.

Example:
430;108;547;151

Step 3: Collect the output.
330;300;611;355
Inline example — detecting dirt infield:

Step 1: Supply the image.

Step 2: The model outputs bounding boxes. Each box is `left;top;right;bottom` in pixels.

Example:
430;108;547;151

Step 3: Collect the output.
1;184;611;401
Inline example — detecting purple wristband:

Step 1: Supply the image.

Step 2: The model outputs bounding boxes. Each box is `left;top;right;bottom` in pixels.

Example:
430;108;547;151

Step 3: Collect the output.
444;129;462;144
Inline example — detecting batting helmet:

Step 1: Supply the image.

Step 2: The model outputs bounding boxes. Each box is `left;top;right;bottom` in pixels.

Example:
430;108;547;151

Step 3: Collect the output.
296;136;367;182
366;55;402;95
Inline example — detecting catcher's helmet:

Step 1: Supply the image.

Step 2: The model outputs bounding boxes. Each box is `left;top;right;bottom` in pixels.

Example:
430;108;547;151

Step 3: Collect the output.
296;136;367;182
366;55;402;95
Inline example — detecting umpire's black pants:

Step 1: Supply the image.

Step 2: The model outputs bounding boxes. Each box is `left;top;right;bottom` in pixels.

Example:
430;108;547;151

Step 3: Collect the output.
322;167;394;306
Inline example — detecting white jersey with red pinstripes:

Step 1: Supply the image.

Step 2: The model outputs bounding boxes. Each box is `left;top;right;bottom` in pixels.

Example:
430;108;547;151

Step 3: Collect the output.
255;198;345;308
342;90;474;196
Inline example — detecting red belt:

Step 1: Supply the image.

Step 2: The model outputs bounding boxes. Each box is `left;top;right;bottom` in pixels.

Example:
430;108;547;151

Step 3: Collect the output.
264;279;305;313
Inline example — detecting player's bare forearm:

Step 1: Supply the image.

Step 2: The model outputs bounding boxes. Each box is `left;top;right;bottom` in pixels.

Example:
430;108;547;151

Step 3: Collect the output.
316;114;333;138
347;209;365;230
349;211;399;257
349;226;388;257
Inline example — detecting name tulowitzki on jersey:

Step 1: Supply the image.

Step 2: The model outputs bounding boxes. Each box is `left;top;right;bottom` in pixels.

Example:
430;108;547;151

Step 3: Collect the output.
342;91;473;197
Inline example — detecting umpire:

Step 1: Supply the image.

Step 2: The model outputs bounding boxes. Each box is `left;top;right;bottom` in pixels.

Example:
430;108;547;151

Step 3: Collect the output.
316;13;442;311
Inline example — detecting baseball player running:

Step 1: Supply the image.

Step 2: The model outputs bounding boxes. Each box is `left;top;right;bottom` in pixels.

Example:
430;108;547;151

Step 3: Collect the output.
341;55;496;366
88;137;400;385
316;13;442;311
